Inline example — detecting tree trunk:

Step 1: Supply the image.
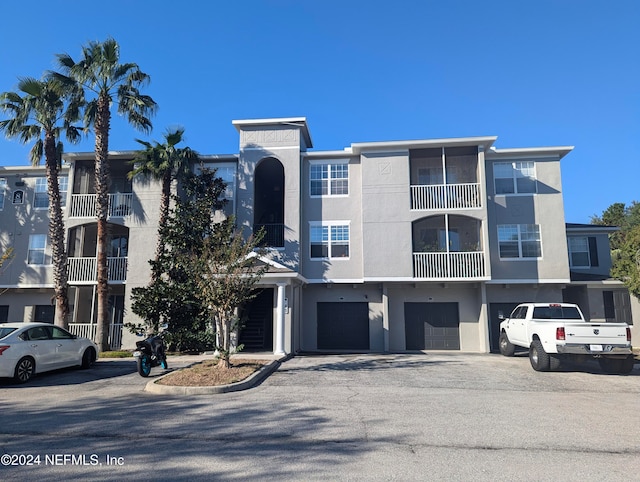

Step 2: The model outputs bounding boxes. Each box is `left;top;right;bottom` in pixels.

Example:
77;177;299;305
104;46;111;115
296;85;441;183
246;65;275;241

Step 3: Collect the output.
94;94;111;352
45;133;70;328
152;171;172;277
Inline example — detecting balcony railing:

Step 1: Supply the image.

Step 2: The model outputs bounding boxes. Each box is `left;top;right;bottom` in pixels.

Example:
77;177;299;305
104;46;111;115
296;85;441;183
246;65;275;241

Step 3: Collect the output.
68;257;128;284
69;193;133;218
411;183;481;210
68;323;123;350
413;251;486;279
254;223;285;248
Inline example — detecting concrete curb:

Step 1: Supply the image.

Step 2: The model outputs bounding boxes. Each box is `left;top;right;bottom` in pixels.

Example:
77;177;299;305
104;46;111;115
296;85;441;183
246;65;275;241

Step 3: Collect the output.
144;355;289;395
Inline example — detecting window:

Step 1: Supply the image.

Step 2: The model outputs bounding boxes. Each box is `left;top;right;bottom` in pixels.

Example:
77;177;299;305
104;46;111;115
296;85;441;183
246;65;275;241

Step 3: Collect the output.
310;222;350;259
568;236;599;268
498;224;541;259
34;177;48;208
34;305;55;323
494;161;536;195
532;305;582;320
28;234;47;265
568;237;589;267
198;162;236;215
109;236;128;257
0;178;6;210
310;161;349;196
33;176;68;209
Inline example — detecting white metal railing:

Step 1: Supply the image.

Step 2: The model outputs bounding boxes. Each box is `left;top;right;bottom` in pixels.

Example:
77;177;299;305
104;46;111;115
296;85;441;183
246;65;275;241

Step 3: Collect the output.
69;193;133;218
411;183;481;210
413;251;486;279
68;257;128;283
68;323;123;350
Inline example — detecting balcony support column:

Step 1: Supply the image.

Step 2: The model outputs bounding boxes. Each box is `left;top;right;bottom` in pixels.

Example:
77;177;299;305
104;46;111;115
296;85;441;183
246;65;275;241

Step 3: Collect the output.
274;282;287;355
479;282;490;353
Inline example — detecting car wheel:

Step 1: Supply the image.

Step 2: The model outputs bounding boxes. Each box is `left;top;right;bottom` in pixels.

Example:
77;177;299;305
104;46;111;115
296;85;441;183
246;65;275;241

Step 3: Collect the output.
81;347;96;369
14;357;35;383
499;332;516;357
529;339;551;371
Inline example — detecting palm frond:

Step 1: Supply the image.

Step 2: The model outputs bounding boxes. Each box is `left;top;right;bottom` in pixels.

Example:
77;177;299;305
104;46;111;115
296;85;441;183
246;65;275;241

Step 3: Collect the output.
29;138;43;166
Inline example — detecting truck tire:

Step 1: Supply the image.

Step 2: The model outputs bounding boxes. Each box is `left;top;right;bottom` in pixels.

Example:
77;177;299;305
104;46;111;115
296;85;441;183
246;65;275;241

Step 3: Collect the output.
499;332;516;357
601;356;635;375
549;354;562;371
598;357;618;374
619;355;635;374
529;339;551;371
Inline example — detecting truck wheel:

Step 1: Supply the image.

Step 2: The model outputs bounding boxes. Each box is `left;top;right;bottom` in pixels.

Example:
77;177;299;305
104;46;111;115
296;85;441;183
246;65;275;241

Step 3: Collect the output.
598;357;618;374
529;339;551;371
619;355;635;374
499;332;516;357
601;356;635;375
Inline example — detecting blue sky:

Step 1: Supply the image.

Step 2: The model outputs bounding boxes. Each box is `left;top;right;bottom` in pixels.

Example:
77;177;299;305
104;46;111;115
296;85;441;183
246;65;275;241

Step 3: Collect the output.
0;0;638;223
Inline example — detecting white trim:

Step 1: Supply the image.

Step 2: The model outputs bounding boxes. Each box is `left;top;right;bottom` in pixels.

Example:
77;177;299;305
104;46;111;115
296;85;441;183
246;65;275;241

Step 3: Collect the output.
309;221;351;260
308;160;350;198
0;284;54;289
569;280;627;286
351;136;497;154
232;116;307;126
486;279;571;284
240;145;301;151
307;278;366;284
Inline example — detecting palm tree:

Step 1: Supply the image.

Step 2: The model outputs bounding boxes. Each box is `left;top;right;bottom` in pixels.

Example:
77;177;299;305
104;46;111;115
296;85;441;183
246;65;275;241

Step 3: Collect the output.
129;128;199;274
0;77;83;328
52;38;157;351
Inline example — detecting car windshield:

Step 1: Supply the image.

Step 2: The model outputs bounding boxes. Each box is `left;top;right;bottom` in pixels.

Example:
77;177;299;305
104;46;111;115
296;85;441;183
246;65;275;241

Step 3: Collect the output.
0;327;18;339
532;306;582;320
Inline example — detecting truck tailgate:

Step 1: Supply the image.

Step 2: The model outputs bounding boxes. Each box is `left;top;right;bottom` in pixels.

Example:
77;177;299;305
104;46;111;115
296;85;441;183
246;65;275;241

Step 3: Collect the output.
561;323;629;345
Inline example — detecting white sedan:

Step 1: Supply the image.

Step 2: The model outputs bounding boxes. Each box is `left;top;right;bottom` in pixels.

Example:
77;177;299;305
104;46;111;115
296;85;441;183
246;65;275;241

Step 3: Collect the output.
0;322;99;383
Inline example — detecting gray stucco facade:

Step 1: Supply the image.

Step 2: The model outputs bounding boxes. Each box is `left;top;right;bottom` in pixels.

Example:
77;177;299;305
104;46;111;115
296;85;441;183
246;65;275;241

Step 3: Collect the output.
0;117;635;352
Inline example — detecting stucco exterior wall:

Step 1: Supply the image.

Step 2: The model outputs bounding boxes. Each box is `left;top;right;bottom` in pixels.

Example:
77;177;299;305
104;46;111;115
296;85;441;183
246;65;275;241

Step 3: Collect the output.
486;157;570;282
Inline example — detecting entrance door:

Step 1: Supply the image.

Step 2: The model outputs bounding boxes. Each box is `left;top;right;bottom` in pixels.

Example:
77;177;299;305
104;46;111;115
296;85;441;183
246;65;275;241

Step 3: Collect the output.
404;302;460;350
239;289;274;351
317;302;369;351
488;303;520;352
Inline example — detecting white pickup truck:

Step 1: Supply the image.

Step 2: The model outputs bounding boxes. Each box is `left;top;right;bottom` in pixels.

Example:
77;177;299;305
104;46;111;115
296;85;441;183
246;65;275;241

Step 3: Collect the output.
498;302;634;373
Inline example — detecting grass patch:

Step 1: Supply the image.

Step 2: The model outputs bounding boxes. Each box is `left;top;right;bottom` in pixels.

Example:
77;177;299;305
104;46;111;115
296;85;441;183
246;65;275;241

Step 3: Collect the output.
100;351;133;358
157;359;269;386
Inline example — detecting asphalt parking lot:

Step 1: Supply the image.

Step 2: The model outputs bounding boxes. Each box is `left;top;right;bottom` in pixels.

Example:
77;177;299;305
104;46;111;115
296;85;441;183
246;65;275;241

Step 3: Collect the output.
0;352;638;480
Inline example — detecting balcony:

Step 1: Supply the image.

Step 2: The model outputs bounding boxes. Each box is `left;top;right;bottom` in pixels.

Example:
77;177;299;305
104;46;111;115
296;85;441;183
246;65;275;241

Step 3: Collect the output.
255;223;285;248
69;193;133;218
413;252;486;280
411;183;481;210
68;257;128;284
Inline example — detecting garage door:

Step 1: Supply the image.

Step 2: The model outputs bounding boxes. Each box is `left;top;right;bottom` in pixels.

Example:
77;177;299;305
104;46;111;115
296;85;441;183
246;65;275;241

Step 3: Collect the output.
317;302;369;350
405;302;460;350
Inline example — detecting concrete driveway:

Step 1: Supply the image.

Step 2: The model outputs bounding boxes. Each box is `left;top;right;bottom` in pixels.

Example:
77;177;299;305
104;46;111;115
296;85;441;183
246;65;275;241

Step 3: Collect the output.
0;352;638;480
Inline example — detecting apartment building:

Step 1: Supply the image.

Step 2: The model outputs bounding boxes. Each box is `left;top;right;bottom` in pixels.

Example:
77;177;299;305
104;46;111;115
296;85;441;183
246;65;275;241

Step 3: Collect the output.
0;117;635;352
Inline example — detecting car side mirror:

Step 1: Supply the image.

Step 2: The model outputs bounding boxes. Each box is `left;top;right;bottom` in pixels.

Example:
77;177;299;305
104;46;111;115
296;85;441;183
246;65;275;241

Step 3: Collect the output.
498;311;505;320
